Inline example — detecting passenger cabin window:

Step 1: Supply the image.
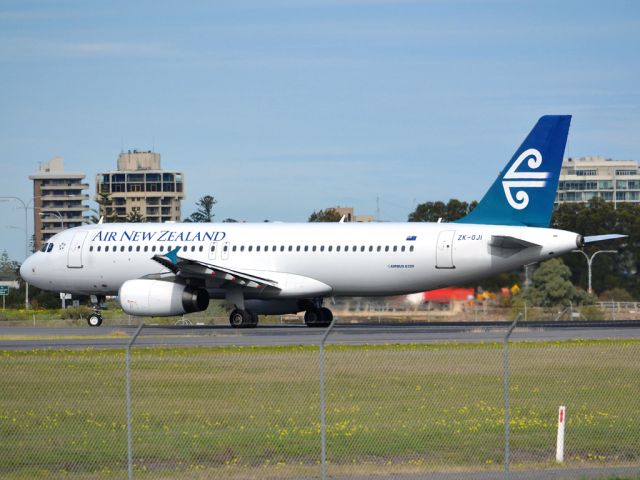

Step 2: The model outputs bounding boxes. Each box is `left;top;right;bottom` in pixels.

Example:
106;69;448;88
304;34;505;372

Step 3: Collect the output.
129;246;133;252
121;246;125;252
136;246;140;252
97;246;102;252
144;246;148;252
401;246;405;252
105;246;110;252
410;245;414;252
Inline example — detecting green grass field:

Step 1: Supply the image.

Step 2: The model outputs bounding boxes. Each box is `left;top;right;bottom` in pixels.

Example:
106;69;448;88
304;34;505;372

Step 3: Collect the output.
2;340;640;479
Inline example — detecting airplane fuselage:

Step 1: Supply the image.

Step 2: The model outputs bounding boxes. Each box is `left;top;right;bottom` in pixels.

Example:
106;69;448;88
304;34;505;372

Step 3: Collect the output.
24;221;581;298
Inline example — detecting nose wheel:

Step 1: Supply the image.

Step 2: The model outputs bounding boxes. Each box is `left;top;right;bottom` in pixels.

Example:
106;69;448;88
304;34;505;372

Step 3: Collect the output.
87;295;105;327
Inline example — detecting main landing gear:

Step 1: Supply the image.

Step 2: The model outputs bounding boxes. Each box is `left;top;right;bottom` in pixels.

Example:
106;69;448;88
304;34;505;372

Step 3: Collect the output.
229;309;259;328
304;306;333;328
88;295;105;327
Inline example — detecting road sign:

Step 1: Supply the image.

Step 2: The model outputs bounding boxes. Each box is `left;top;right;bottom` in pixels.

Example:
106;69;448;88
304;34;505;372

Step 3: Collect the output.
0;286;8;296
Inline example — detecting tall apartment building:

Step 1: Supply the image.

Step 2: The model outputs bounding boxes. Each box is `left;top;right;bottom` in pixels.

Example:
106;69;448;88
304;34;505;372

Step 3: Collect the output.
29;157;89;251
95;150;184;222
556;156;640;206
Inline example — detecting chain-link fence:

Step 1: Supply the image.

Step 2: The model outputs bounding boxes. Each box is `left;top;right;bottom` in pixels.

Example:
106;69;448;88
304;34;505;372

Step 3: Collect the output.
2;323;640;479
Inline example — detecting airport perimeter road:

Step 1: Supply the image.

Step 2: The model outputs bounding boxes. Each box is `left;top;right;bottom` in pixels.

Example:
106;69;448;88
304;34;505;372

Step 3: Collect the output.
1;321;640;350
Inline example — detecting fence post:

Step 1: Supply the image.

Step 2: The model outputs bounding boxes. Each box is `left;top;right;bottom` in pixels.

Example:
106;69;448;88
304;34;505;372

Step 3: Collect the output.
126;322;144;480
503;314;520;480
320;317;337;480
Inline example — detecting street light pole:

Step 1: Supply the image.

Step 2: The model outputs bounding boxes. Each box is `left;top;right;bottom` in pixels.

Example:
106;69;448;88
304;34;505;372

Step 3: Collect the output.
0;196;34;310
572;249;618;294
40;210;64;229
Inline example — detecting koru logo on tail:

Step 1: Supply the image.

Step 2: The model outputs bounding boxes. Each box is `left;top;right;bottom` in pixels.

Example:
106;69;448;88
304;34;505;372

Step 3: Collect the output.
501;148;549;210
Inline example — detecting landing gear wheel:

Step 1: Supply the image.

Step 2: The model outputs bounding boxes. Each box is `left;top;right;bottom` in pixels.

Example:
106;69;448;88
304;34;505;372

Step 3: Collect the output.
319;307;333;327
305;308;333;327
88;314;103;327
229;309;258;328
304;308;321;327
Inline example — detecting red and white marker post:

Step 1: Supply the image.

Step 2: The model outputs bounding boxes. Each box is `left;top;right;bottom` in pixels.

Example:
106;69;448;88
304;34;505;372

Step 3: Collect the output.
556;405;566;462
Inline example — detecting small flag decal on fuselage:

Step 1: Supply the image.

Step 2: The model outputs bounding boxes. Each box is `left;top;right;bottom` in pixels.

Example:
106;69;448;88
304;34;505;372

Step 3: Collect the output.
406;235;417;241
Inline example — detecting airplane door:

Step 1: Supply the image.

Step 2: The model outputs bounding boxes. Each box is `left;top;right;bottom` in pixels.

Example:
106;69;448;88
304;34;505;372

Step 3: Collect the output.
67;231;88;268
209;241;217;260
436;230;455;269
221;241;230;261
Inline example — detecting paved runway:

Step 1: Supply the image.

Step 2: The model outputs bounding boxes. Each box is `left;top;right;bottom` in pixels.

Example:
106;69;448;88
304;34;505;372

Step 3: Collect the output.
1;321;640;349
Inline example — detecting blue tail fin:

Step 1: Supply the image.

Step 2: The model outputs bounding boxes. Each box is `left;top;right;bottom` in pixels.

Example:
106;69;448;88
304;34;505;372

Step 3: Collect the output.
456;115;571;227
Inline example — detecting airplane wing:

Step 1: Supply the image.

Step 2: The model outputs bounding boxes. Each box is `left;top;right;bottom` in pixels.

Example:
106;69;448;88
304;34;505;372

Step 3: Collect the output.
151;248;280;291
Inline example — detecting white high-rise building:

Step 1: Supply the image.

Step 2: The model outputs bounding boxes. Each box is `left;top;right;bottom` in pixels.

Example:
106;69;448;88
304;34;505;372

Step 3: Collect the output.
556;156;640;207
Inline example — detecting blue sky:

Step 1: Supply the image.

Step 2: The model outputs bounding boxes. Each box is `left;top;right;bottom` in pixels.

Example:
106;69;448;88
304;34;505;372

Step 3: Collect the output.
1;0;639;261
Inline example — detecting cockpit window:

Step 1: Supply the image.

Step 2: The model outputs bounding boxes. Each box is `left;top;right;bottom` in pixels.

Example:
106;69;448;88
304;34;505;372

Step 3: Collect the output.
40;243;48;252
47;243;54;252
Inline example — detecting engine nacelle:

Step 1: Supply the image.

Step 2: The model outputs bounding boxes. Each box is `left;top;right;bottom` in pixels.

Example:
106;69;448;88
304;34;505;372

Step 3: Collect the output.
118;279;209;316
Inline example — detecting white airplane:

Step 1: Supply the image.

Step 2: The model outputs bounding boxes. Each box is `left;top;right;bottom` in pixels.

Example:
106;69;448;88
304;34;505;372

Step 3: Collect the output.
20;115;624;327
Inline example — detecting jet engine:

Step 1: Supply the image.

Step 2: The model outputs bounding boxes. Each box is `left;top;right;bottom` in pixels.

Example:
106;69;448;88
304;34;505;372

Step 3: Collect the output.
118;279;209;316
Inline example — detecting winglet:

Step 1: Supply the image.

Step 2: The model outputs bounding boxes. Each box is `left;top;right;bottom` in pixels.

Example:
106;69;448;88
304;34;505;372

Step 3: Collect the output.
165;246;181;264
151;246;181;273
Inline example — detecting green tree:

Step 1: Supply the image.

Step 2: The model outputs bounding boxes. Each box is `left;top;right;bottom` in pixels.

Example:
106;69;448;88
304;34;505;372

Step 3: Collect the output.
91;192;118;223
552;197;634;296
0;250;20;273
520;258;592;307
308;208;342;222
408;199;477;222
125;210;145;223
185;195;217;222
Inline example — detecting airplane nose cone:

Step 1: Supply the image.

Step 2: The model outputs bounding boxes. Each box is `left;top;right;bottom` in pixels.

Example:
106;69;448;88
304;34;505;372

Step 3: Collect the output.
20;255;35;283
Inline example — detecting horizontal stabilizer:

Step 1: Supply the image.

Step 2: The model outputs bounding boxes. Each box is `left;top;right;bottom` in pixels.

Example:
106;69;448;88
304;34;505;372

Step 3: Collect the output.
584;234;627;244
490;235;540;250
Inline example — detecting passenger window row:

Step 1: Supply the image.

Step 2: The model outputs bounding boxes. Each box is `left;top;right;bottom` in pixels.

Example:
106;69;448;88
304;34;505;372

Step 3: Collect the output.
88;243;416;254
217;244;415;253
89;244;204;253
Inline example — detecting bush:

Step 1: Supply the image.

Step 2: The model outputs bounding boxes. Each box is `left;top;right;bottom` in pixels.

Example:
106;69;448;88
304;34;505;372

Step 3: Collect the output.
580;304;605;321
60;306;93;320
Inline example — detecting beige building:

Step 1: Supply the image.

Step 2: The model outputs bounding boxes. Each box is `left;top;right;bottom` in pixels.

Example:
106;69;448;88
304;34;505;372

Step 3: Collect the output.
95;150;184;222
556;156;640;207
29;157;90;251
334;207;375;222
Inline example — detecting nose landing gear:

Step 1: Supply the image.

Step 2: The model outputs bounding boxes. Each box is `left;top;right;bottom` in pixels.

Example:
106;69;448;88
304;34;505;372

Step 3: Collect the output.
87;295;106;327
